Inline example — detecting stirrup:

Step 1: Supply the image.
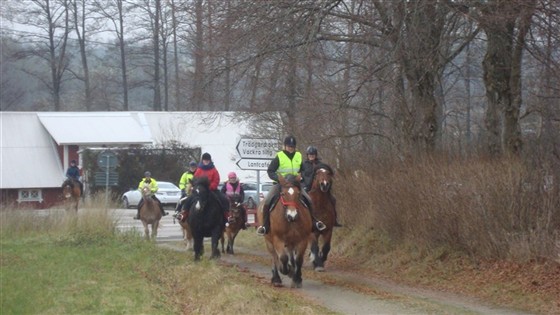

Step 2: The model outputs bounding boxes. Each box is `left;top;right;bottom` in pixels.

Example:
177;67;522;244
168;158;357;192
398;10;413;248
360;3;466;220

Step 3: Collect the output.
256;226;266;236
315;221;327;231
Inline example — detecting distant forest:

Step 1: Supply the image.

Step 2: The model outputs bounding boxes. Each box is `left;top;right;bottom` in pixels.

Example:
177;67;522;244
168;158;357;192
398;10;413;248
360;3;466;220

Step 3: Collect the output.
1;0;559;163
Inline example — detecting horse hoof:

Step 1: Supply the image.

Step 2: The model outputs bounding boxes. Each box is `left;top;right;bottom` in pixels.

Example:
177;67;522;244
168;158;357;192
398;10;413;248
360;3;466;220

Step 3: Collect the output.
291;282;302;288
314;266;325;272
272;282;283;287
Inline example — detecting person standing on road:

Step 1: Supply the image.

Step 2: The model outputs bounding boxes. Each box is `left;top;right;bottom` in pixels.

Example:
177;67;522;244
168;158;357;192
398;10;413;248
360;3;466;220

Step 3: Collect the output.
133;171;168;219
256;135;326;236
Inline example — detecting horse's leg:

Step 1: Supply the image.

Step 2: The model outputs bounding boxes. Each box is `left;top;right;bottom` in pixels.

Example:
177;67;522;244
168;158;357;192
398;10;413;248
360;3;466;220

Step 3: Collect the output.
229;229;239;255
265;239;283;287
142;222;150;240
193;236;203;261
279;253;290;275
152;221;159;240
291;242;307;288
320;231;333;268
210;230;221;259
309;233;322;271
220;231;225;254
226;230;233;254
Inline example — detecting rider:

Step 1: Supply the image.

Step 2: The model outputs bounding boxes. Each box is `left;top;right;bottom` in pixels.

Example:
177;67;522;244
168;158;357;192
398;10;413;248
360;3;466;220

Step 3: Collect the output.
181;153;230;225
256;135;326;236
220;171;249;229
174;160;197;216
301;145;342;227
64;159;83;196
133;171;169;219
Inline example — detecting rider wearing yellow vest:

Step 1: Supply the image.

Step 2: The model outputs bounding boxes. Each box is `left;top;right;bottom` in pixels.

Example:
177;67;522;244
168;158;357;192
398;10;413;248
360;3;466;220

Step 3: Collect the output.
174;161;197;214
256;135;326;236
133;171;168;219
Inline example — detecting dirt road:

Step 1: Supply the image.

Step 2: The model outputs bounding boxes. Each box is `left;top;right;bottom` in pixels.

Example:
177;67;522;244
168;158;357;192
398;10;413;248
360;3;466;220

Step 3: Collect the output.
114;209;532;314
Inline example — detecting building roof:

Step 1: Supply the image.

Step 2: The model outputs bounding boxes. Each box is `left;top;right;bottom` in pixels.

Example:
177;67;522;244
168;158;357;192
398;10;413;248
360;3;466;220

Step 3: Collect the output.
1;112;64;188
38;112;153;146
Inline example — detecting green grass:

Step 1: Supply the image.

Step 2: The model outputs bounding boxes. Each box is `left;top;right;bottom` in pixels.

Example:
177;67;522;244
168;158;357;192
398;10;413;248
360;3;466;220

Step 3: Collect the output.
1;208;334;315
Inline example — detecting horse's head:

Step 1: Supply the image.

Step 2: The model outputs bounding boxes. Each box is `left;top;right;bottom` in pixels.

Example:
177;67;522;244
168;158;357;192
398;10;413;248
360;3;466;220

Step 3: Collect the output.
313;166;333;193
191;177;210;211
141;183;152;197
278;174;303;222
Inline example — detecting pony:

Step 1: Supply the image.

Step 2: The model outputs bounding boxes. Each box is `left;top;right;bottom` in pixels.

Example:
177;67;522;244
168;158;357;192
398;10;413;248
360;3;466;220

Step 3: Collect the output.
258;174;313;288
174;196;194;250
187;176;227;261
222;196;245;255
308;164;336;271
138;183;162;240
62;178;81;213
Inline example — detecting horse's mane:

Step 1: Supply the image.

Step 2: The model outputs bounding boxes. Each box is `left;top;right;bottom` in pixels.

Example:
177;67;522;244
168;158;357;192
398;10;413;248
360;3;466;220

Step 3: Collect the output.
193;176;210;188
284;174;301;187
314;162;334;175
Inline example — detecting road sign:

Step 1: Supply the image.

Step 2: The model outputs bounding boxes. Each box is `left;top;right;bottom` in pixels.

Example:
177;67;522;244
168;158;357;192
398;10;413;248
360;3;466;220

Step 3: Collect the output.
236;158;271;171
94;171;119;186
236;138;278;159
98;151;118;169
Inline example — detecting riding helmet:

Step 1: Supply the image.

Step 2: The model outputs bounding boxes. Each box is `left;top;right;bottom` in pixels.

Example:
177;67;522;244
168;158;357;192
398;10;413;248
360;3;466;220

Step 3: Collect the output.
189;160;197;167
201;152;212;161
284;135;296;147
306;146;318;155
144;171;151;177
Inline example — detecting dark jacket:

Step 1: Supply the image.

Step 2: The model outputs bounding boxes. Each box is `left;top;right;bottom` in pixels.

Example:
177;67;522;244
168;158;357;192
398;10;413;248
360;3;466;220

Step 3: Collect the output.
301;158;322;191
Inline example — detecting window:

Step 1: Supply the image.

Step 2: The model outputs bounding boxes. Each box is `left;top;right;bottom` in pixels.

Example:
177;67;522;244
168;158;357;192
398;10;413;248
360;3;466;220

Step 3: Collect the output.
18;189;43;203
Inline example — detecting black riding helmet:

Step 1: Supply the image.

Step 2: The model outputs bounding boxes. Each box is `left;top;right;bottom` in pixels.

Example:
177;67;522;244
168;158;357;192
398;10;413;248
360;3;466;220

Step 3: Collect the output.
306;146;318;155
284;135;296;147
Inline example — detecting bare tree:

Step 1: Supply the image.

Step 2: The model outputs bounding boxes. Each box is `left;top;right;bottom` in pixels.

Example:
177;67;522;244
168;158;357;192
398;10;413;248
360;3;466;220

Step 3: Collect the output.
92;0;130;110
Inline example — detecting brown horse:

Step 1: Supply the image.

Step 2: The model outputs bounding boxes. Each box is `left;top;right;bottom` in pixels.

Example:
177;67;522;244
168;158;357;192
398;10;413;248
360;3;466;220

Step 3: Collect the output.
258;174;313;288
176;213;193;250
62;178;81;213
308;165;336;271
223;198;245;254
139;184;162;240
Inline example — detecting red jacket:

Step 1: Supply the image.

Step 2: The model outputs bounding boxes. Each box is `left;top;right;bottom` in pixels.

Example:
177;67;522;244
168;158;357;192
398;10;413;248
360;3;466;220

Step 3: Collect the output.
194;167;220;191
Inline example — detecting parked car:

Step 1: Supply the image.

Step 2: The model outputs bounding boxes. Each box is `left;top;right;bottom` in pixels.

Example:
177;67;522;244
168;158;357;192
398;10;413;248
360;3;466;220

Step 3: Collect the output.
240;181;273;227
122;181;182;208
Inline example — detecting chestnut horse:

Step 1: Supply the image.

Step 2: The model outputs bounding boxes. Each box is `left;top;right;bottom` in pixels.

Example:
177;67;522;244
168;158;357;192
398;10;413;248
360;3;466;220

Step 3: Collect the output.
176;211;193;250
308;164;336;271
139;184;162;240
258;174;313;288
62;178;81;213
222;196;245;255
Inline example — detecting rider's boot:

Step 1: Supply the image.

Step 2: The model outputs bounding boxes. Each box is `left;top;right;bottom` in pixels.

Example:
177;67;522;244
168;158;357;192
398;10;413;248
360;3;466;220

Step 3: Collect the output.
256;207;269;236
301;195;326;232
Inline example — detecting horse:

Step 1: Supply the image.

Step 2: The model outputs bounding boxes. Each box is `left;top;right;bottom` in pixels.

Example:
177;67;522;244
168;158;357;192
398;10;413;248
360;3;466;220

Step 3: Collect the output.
308;164;336;271
62;178;81;213
258;174;313;288
175;210;193;250
138;183;162;240
222;195;245;255
187;177;227;261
